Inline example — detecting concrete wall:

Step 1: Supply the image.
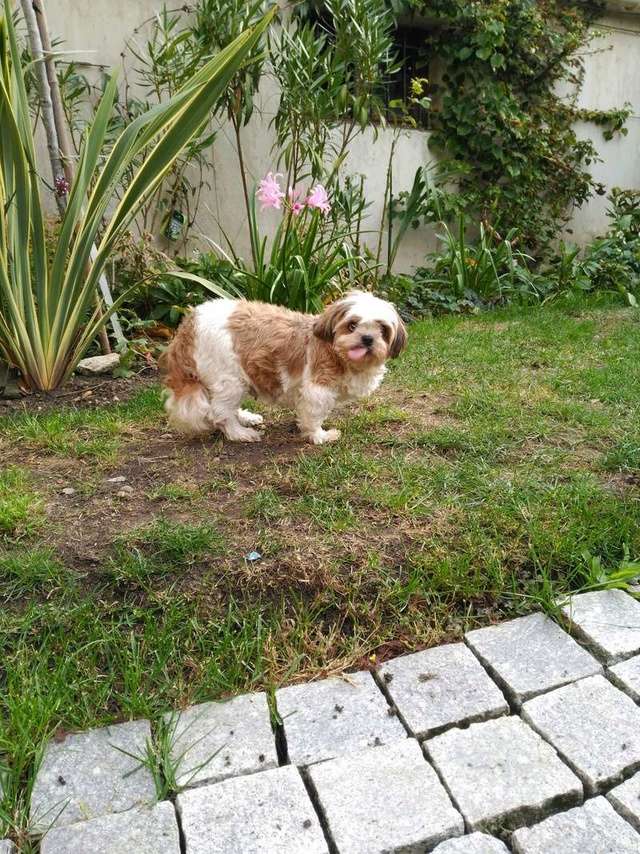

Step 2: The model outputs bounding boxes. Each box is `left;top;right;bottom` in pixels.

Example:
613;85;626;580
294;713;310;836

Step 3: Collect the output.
564;12;640;243
43;1;640;271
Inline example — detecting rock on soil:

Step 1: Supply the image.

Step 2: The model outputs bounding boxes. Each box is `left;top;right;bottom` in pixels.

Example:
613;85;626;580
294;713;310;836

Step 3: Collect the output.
76;354;120;376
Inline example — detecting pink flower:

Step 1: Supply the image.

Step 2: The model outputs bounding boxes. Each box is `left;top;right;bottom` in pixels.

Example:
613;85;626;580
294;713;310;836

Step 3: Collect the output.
256;172;285;210
306;183;331;215
288;187;305;216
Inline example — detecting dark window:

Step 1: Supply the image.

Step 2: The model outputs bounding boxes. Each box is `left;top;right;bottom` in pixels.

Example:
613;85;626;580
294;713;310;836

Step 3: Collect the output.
384;26;432;128
303;6;432;129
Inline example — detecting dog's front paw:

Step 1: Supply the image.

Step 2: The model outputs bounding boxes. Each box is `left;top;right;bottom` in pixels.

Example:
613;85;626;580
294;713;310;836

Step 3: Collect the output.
225;425;263;443
308;428;341;445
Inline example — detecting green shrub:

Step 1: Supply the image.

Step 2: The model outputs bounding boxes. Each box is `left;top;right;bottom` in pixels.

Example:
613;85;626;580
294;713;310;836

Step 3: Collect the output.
0;2;274;390
391;214;542;316
390;188;640;319
408;0;629;254
580;189;640;304
116;247;238;329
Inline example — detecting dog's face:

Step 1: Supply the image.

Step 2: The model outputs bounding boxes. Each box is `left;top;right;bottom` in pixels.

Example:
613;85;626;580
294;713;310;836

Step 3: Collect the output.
313;291;407;368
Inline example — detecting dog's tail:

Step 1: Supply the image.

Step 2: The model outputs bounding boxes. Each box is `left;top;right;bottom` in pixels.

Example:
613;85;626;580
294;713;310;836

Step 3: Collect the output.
159;313;211;435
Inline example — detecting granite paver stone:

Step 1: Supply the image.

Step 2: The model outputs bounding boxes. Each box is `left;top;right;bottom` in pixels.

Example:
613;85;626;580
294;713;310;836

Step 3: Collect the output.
608;654;640;702
432;833;510;853
308;738;463;854
522;674;640;793
276;671;406;765
30;720;155;831
425;716;582;832
606;769;640;833
164;691;278;787
559;589;640;663
465;613;602;706
511;796;640;853
176;765;328;854
39;803;180;854
0;842;15;854
378;643;508;738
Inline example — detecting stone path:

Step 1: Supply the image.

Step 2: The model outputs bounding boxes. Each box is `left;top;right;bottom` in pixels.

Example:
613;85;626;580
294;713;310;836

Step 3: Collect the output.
3;588;640;853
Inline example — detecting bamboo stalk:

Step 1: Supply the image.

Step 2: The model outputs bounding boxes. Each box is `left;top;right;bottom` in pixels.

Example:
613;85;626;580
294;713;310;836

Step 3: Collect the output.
33;0;72;182
19;0;64;215
32;0;125;351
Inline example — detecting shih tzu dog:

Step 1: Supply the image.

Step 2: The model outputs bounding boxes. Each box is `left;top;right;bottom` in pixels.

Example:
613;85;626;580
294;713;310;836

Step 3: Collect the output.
160;290;407;444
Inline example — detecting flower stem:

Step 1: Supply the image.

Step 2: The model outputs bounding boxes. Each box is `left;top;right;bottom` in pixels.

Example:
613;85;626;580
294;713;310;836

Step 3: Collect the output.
232;111;257;266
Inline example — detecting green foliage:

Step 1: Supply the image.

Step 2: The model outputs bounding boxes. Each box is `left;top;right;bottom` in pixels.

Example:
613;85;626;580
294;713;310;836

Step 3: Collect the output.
393;214;541;316
276;0;398;185
390;188;640;319
114;8;217;246
154;264;236;326
404;0;628;254
576;103;633;142
225;192;361;313
124;257;236;329
190;0;268;126
388;164;461;271
112;1;269;247
0;2;275;390
327;0;399;127
534;188;640;307
579;189;640;303
270;21;346;180
109;233;235;331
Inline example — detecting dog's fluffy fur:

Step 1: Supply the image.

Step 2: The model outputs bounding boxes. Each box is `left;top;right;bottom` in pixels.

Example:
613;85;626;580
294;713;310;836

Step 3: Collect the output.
160;291;407;444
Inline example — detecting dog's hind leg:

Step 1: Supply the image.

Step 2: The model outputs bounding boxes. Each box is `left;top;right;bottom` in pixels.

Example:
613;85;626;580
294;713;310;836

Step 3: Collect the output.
208;382;262;442
237;408;264;428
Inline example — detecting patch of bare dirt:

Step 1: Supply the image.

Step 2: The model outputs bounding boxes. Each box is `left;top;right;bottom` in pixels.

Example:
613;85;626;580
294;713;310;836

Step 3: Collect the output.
0;371;157;415
30;424;320;572
361;389;460;446
2;370;466;611
578;307;638;331
506;430;604;469
600;471;640;496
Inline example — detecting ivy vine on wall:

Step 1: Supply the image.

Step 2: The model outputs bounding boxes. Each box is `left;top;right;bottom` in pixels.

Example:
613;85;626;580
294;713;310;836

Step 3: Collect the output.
398;0;630;253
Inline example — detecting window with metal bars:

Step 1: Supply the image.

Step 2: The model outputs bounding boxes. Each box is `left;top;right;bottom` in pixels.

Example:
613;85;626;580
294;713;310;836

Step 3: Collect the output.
384;26;432;129
303;6;433;129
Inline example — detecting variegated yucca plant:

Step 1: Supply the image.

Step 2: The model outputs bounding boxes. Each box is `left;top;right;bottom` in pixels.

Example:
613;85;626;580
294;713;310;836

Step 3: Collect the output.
0;0;274;390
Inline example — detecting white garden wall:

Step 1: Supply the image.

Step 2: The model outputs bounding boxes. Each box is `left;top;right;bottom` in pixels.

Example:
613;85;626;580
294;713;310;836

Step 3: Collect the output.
43;1;640;272
566;11;640;242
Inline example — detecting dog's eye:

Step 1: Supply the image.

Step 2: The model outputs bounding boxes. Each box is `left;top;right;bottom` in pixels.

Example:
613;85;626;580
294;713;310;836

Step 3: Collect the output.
379;323;391;341
348;320;358;332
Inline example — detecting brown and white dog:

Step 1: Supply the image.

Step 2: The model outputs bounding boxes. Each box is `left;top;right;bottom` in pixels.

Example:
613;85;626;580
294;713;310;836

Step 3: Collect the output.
160;290;407;444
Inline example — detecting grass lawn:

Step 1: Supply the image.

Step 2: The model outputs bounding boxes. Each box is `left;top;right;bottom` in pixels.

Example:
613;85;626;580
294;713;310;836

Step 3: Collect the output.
1;298;639;841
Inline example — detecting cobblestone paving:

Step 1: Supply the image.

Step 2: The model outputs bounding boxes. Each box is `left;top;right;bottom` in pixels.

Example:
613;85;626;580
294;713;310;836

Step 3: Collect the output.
7;589;640;853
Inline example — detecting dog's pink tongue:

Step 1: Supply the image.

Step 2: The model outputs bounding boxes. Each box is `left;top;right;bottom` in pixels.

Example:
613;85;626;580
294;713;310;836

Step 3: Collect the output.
348;346;368;361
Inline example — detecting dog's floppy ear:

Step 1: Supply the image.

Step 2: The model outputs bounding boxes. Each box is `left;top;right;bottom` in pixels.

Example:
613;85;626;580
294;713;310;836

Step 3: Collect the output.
313;300;349;342
390;315;408;358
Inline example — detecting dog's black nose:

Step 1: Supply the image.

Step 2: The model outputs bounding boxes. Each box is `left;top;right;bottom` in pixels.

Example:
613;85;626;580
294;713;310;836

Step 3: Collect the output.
361;334;374;347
